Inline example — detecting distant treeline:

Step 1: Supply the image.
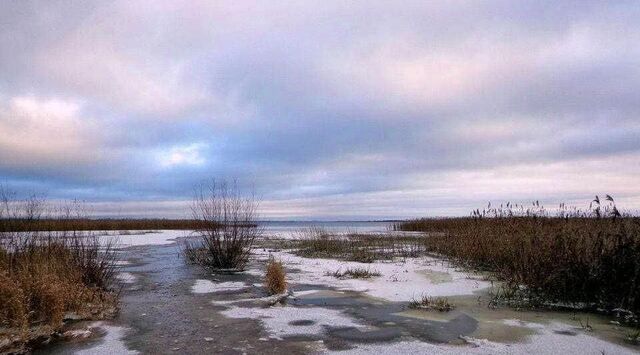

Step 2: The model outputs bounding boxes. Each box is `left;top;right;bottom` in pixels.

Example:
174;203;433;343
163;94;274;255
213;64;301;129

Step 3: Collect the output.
0;218;221;232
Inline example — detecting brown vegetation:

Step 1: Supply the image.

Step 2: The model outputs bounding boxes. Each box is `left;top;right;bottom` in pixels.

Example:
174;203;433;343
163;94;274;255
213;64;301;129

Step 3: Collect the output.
395;196;640;320
0;188;118;352
408;295;454;312
183;180;261;271
327;267;381;279
0;218;219;233
290;227;428;262
264;258;287;295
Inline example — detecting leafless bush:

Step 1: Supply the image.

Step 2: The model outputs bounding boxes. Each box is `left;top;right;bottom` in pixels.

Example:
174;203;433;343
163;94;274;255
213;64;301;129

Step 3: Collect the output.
185;180;261;271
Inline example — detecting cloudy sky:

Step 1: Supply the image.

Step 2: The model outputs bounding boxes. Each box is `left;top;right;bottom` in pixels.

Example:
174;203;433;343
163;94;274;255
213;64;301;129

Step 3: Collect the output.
1;1;639;219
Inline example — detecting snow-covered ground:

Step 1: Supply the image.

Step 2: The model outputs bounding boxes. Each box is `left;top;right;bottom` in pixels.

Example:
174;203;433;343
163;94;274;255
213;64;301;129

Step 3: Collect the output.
212;248;637;354
81;228;638;354
191;279;249;294
98;230;191;247
249;249;490;302
75;322;137;355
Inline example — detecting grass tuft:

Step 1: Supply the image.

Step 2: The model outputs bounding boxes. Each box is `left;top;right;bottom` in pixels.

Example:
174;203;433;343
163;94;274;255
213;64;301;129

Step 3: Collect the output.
327;267;381;279
408;295;455;312
265;258;287;295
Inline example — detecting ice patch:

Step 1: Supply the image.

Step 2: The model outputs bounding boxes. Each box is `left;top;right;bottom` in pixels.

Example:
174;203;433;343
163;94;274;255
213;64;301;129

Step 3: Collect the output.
75;322;137;355
293;289;322;297
192;279;248;294
332;320;637;355
221;304;367;339
116;272;136;284
100;230;189;248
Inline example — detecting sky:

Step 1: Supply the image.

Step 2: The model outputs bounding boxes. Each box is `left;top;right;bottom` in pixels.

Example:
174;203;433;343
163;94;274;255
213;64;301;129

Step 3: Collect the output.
1;1;639;220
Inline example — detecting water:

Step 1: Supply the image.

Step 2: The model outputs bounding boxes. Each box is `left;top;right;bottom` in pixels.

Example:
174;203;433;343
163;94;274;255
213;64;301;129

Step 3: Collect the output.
258;220;392;238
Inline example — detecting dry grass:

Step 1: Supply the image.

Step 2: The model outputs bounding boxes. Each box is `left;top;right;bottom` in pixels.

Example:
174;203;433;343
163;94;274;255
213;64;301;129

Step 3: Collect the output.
327;267;381;279
408;295;455;312
290;227;429;262
0;218;221;233
0;188;119;352
395;197;640;320
0;234;118;351
265;258;287;295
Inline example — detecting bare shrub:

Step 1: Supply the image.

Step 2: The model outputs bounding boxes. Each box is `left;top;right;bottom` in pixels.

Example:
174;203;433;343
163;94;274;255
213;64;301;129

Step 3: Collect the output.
265;258;287;295
185;180;261;271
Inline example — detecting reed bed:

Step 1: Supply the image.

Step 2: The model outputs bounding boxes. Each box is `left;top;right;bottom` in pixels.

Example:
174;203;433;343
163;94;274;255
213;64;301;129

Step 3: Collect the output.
0;188;120;352
0;232;119;352
394;197;640;319
0;218;220;233
289;227;430;262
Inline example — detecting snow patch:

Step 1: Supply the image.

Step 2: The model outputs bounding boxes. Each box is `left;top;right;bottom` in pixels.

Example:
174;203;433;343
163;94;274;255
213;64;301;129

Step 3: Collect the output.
75;322;137;355
191;279;248;294
100;230;189;248
116;272;136;284
257;249;490;302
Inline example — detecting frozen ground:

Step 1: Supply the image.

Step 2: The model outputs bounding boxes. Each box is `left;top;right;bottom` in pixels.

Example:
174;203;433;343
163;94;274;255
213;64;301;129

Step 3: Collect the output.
221;305;369;340
99;230;190;247
331;320;637;354
74;322;137;355
44;228;638;354
191;279;249;294
249;249;491;302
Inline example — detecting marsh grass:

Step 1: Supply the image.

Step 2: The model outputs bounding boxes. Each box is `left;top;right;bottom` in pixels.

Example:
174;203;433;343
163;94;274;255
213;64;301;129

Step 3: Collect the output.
395;196;640;320
0;188;119;352
327;267;381;279
0;233;119;351
265;258;287;295
290;227;429;262
0;218;219;233
408;295;455;312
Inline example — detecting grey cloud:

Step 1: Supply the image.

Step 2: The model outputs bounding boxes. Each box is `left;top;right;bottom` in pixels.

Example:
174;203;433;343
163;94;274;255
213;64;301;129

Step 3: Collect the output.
1;1;639;218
